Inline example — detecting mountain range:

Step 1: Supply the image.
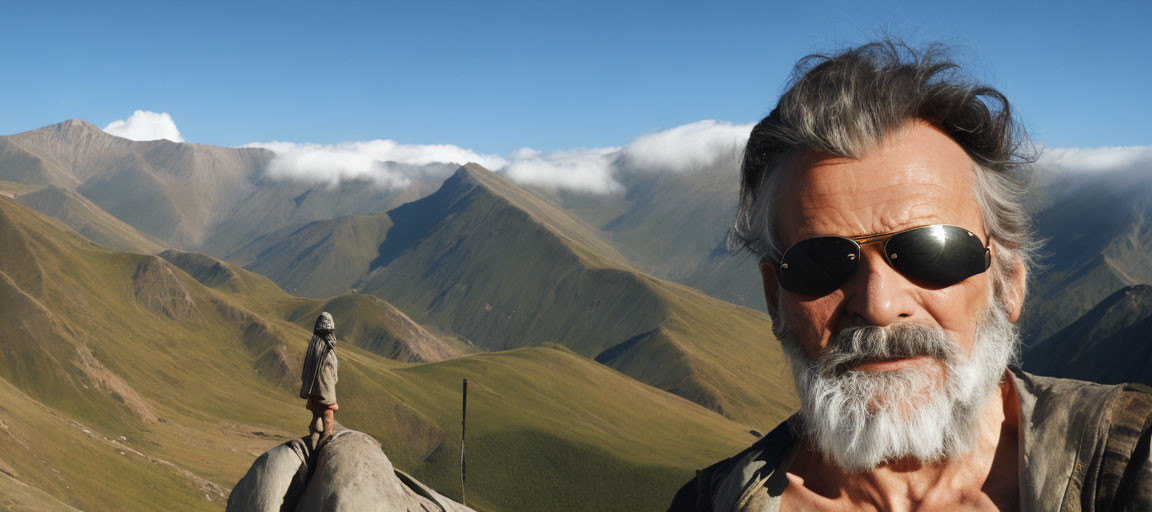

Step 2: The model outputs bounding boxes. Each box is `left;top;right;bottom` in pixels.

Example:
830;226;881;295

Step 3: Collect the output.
0;118;1148;509
0;194;765;511
226;162;796;426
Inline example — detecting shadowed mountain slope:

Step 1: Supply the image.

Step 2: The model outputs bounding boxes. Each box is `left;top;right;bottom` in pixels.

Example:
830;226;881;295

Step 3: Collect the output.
199;163;455;258
1020;166;1152;343
542;152;766;310
1025;285;1152;386
232;164;797;426
229;212;396;298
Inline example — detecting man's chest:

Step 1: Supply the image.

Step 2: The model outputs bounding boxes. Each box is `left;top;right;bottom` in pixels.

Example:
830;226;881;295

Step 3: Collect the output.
773;478;1018;512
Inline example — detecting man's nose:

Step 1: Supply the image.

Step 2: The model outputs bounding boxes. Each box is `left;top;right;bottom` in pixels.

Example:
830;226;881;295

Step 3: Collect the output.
840;245;918;327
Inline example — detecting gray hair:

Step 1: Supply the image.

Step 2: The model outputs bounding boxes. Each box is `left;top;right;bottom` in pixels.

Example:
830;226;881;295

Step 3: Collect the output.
731;40;1039;298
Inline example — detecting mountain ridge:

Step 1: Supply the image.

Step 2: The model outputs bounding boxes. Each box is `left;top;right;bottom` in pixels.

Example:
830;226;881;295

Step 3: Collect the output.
1025;284;1152;386
234;163;797;426
0;195;762;511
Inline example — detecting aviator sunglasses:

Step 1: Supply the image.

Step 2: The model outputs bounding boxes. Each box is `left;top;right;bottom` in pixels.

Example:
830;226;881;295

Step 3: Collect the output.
761;224;992;296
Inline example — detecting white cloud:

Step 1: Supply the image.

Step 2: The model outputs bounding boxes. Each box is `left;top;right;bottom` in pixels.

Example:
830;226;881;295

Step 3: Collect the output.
244;140;508;189
247;119;756;194
497;120;752;193
102;110;184;142
502;146;623;194
619;120;753;172
1038;146;1152;174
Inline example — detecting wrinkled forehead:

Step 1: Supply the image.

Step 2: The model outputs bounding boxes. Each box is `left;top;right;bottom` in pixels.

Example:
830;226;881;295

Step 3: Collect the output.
775;122;983;246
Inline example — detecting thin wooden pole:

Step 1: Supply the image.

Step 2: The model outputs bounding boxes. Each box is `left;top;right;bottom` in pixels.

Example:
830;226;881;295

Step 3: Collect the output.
461;378;468;506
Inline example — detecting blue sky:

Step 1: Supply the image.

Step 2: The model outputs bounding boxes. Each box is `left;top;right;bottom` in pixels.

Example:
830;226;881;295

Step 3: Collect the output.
1;0;1148;154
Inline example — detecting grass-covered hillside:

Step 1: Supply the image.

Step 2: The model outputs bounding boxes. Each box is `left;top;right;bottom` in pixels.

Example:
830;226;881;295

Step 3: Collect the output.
0;196;766;511
0;180;166;255
224;163;798;427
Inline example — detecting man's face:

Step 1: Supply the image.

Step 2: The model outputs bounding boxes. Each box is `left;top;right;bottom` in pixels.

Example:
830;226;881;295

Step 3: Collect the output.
772;120;992;377
762;120;1021;471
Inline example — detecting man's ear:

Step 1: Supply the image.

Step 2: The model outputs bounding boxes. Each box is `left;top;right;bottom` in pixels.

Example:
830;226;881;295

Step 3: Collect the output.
1005;257;1027;324
759;261;780;315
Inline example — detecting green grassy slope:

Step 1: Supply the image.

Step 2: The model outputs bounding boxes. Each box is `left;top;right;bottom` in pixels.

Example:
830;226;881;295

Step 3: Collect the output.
454;163;632;266
230;212;396;297
0;195;306;508
596;279;796;427
158;249;297;302
355;166;667;353
229;164;797;427
9;184;168;254
0;196;760;511
350;345;759;512
159;249;471;363
356;165;796;427
284;292;475;362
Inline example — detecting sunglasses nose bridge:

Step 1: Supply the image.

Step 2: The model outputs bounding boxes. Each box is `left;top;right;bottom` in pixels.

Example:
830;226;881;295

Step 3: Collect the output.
852;235;899;270
856;240;889;270
841;242;922;325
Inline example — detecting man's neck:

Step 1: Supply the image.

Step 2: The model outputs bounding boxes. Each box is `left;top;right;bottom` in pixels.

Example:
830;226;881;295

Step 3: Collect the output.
784;374;1021;511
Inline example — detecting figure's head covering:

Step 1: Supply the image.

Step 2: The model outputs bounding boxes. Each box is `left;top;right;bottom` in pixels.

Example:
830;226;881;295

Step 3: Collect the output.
314;312;335;335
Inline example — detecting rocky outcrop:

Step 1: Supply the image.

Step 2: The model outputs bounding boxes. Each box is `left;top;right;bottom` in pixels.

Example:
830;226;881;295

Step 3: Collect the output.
228;430;473;512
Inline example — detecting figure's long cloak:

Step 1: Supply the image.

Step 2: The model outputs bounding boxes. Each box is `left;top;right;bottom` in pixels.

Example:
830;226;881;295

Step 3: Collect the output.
299;333;337;404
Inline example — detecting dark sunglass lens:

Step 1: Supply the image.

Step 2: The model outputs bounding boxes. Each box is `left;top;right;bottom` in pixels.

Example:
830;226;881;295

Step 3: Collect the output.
778;236;861;295
884;225;989;286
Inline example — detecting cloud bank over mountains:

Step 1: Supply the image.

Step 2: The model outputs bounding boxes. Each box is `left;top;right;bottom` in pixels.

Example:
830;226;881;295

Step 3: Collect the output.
619;120;752;172
502;146;623;193
99;111;1152;193
102;110;184;142
248;120;755;193
246;140;508;188
1038;146;1152;174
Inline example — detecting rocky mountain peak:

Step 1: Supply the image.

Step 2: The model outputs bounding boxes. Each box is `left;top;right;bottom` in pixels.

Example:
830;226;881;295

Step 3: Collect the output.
38;118;105;139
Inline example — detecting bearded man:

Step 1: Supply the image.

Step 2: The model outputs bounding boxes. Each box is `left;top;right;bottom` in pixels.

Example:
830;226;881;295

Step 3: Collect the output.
669;41;1152;511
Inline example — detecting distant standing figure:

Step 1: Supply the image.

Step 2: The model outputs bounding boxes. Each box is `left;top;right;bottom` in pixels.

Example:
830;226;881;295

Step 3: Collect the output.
300;312;338;450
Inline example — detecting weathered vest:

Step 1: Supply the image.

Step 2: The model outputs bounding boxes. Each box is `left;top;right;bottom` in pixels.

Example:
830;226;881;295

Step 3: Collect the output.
668;370;1152;511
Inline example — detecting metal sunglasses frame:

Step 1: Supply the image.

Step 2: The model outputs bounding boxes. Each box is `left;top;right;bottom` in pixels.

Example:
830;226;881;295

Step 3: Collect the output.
760;224;992;292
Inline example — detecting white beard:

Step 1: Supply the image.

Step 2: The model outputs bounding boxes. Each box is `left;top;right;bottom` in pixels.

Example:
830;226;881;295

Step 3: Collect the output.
775;296;1018;473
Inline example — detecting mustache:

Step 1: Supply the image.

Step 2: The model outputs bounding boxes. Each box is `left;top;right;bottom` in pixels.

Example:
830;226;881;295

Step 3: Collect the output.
817;323;957;377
